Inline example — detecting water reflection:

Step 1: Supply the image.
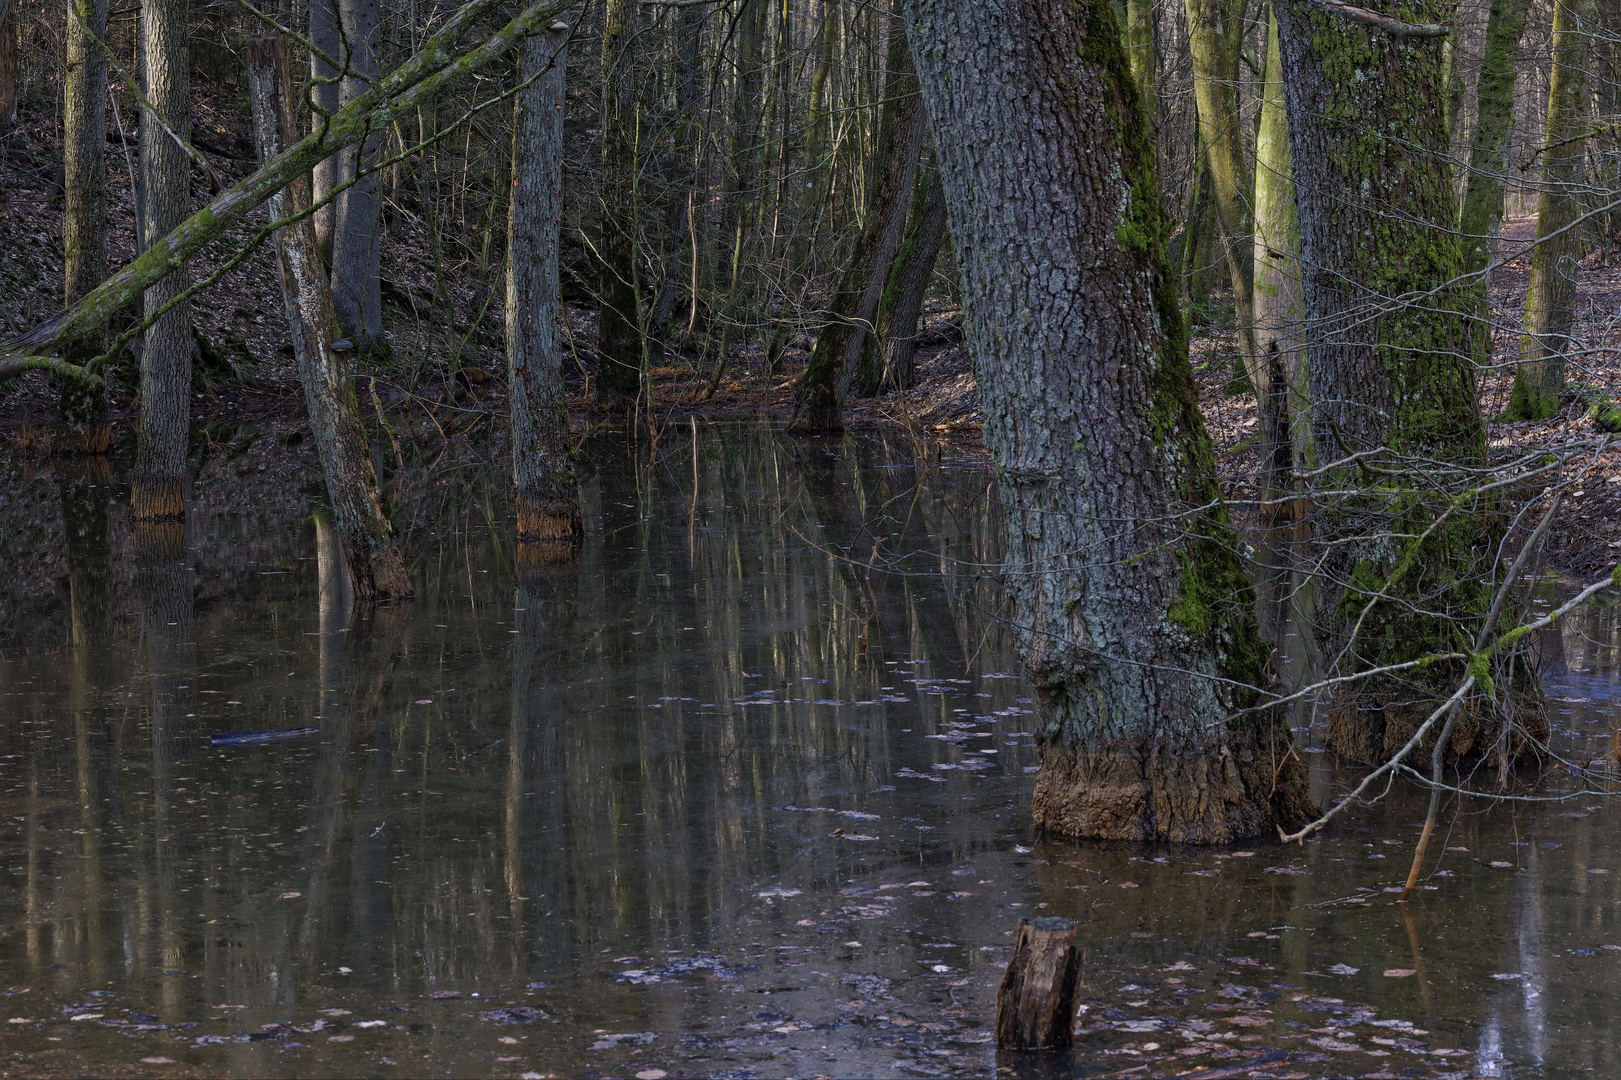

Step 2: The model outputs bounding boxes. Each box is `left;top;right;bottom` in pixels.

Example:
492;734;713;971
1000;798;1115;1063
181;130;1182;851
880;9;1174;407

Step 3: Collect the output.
0;424;1617;1078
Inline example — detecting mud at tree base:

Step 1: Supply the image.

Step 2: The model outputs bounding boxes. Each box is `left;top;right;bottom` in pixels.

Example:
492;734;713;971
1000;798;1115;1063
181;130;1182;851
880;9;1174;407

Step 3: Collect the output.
1030;726;1316;844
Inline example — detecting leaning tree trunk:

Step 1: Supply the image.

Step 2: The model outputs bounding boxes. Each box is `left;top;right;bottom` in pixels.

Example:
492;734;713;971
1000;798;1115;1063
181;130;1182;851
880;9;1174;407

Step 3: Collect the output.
507;20;580;555
58;0;110;453
134;0;193;521
1275;0;1533;763
871;162;947;393
1251;6;1308;518
1457;0;1530;383
790;7;926;428
1509;0;1593;420
247;35;411;602
1186;0;1259;384
904;0;1314;841
330;0;385;355
595;0;644;409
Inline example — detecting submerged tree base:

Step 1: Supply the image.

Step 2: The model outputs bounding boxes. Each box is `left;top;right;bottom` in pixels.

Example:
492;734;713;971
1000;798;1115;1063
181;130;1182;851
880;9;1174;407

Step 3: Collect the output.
1031;729;1316;843
130;476;185;522
1324;685;1549;767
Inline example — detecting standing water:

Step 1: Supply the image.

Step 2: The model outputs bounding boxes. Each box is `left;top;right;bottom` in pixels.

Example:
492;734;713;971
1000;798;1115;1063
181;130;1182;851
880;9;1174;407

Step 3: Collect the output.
1;423;1618;1078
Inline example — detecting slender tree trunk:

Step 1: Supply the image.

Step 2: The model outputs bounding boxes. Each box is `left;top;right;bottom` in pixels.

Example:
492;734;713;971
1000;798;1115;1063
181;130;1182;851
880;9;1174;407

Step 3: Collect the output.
309;0;342;254
1275;0;1525;761
595;0;644;408
872;162;946;393
1185;0;1259;382
508;20;580;556
133;0;193;521
58;0;111;452
790;8;925;427
646;0;704;366
905;0;1314;840
247;35;411;602
1509;0;1593;419
1251;7;1307;518
1125;0;1155;113
0;0;17;128
330;0;385;354
1456;0;1529;371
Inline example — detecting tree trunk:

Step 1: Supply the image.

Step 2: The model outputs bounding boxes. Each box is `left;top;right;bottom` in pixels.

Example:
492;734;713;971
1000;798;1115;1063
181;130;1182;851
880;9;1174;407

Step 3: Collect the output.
58;0;111;453
871;162;946;393
790;8;925;428
330;0;385;354
1185;0;1258;383
1274;0;1527;760
595;0;644;409
1509;0;1592;420
309;0;342;254
1457;0;1530;387
995;917;1082;1050
905;0;1314;841
0;0;17;128
1251;7;1307;519
646;0;704;367
1125;0;1155;115
508;20;580;555
134;0;193;521
247;34;411;603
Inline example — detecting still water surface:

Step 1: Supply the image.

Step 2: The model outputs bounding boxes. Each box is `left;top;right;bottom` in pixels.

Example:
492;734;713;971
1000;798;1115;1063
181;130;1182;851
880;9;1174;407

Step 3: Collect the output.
1;424;1619;1078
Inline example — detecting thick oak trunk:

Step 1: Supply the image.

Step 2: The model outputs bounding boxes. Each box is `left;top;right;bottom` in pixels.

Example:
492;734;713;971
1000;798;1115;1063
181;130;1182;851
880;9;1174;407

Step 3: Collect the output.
247;35;411;603
1275;0;1539;760
507;21;581;554
905;0;1313;841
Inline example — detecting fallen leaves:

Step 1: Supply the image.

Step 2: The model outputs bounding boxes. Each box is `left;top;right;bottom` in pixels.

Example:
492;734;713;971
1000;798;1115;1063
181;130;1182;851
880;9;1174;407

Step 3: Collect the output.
1382;969;1417;978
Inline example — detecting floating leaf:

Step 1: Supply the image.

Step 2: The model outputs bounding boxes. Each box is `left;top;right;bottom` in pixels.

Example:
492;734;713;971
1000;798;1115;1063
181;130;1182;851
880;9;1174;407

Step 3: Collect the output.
1327;964;1359;975
1382;969;1417;978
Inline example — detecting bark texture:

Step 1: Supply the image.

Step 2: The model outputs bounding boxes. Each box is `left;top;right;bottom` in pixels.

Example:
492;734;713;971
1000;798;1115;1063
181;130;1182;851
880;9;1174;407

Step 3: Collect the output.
0;0;16;128
791;9;926;427
58;0;111;452
309;0;342;252
1510;0;1592;420
507;22;581;551
905;0;1313;841
134;0;194;521
248;35;412;602
595;0;643;408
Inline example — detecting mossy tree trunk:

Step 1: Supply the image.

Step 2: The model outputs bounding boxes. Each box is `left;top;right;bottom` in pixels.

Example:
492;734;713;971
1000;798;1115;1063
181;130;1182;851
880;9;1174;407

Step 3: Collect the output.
247;35;412;602
1252;7;1308;518
1275;0;1525;761
1457;0;1530;377
1185;0;1258;384
1125;0;1155;114
507;21;581;556
58;0;110;453
133;0;193;521
905;0;1314;841
595;0;644;409
871;163;948;394
791;8;926;426
1509;0;1593;420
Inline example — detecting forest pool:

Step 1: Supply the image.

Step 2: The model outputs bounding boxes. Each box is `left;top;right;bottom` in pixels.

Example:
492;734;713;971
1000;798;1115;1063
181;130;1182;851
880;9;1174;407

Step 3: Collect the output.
1;422;1618;1078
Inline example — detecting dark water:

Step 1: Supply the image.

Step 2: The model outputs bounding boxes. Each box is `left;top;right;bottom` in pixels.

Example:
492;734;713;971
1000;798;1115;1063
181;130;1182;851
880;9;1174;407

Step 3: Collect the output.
1;423;1618;1079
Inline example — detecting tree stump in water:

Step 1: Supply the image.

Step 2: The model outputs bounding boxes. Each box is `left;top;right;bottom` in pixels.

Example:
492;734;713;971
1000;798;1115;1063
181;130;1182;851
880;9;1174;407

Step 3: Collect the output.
995;917;1082;1050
